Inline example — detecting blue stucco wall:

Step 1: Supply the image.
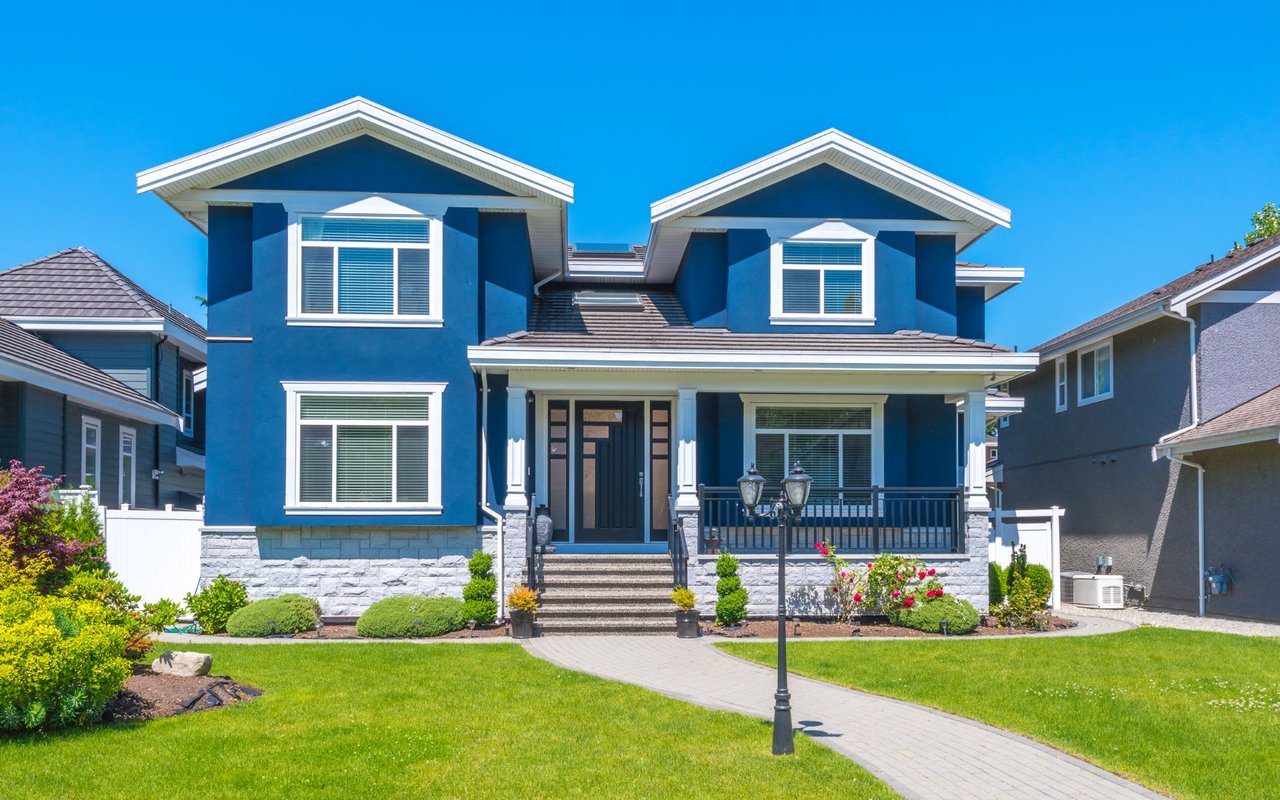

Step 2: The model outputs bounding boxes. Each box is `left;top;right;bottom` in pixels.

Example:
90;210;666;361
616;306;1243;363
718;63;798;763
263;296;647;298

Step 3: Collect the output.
704;164;944;220
219;136;512;196
956;286;986;340
478;213;533;341
674;233;728;327
914;235;957;335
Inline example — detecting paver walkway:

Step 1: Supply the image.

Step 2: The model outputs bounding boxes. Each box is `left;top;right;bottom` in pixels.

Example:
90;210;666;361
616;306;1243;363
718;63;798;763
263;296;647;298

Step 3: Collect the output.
525;634;1168;800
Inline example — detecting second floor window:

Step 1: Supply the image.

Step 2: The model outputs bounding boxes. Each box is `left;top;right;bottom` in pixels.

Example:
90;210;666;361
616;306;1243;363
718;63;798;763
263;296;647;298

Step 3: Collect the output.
1055;357;1068;412
295;216;439;323
1078;341;1114;405
771;240;875;324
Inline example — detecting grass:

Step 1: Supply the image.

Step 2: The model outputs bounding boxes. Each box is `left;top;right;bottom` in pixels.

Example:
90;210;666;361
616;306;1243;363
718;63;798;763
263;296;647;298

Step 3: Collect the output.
0;643;898;800
720;627;1280;800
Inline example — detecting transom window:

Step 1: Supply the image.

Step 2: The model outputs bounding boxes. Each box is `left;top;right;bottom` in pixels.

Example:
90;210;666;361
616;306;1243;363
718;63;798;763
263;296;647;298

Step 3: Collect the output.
771;239;876;324
295;216;438;321
1077;341;1114;405
753;406;875;488
286;385;444;511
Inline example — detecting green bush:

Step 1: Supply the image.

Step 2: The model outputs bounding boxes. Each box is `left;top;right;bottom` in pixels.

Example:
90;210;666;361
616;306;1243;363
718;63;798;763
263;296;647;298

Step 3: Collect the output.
714;551;740;579
995;575;1049;629
716;575;742;596
713;551;748;626
185;575;248;634
896;593;980;634
1024;564;1053;605
461;550;497;625
226;594;320;638
988;561;1008;606
356;596;465;638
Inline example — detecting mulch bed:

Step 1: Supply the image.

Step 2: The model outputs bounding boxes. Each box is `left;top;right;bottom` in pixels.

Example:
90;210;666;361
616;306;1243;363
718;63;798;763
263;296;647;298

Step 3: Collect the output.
102;665;261;723
709;616;1077;638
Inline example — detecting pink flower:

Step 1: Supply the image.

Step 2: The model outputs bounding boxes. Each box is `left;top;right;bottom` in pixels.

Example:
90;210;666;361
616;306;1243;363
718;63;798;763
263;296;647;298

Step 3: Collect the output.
832;586;839;594
896;573;904;581
891;590;901;598
927;568;936;576
918;570;927;579
903;596;915;608
867;562;875;569
840;571;847;579
814;542;822;550
853;593;862;603
819;545;830;556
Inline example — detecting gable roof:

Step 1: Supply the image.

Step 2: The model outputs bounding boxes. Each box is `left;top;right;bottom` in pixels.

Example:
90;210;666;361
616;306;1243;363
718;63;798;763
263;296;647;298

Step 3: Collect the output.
1159;384;1280;455
0;316;178;427
0;247;207;351
1037;233;1280;357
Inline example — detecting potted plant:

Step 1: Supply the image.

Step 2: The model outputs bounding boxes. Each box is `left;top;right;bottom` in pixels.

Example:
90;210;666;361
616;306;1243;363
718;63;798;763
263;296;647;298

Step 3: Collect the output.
672;586;700;638
506;584;539;639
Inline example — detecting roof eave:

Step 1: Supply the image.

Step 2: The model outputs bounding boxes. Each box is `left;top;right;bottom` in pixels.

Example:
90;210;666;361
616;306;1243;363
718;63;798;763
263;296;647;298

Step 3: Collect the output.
1156;426;1280;457
0;357;180;428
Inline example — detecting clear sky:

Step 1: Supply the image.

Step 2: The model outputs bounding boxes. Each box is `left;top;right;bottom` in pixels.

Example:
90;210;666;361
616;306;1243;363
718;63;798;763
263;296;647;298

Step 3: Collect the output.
2;1;1278;349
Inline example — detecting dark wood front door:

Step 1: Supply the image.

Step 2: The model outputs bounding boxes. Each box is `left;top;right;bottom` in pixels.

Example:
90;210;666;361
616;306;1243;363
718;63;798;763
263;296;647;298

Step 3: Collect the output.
575;402;645;543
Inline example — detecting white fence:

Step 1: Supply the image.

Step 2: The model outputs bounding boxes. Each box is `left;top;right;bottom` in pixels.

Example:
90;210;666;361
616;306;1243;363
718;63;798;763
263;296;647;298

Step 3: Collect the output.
989;507;1064;610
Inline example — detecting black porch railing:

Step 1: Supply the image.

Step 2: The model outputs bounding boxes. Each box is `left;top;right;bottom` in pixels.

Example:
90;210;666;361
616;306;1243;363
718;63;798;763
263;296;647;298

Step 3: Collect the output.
667;495;688;588
697;485;965;555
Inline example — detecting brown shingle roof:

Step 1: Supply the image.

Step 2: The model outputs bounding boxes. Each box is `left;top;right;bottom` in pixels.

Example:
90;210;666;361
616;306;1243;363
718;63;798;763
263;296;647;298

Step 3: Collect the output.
1036;233;1280;352
0;247;206;339
1165;385;1280;448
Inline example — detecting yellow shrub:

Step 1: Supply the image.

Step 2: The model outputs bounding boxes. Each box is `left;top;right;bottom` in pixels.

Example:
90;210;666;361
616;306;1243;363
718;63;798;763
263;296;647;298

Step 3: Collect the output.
506;585;540;614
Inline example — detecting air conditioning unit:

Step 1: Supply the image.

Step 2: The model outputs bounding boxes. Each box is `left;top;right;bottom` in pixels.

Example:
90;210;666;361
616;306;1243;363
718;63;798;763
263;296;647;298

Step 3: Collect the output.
1072;574;1124;609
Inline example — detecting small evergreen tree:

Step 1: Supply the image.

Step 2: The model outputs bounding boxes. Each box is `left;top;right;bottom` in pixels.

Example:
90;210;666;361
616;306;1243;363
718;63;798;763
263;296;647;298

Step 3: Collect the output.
713;550;748;626
461;549;497;625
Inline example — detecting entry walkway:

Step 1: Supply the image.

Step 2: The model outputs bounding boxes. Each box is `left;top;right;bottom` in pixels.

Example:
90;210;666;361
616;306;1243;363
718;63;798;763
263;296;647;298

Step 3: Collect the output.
524;634;1167;800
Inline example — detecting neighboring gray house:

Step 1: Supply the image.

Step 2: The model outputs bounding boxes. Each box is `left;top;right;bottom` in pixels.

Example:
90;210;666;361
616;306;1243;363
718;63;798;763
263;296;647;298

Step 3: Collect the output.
1000;233;1280;621
0;247;207;508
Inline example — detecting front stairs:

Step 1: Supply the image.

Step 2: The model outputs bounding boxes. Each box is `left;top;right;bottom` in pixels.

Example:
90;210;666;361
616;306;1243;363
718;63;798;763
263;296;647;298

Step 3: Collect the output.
532;554;677;635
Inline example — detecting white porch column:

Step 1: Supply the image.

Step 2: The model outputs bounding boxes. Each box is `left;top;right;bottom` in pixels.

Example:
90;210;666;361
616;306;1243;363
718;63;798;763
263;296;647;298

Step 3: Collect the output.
504;385;529;511
963;390;990;512
675;388;699;511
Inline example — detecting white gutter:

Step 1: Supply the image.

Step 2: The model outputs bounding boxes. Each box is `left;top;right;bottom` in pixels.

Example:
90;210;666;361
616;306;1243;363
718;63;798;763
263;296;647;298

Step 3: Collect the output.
478;370;506;619
1167;454;1207;617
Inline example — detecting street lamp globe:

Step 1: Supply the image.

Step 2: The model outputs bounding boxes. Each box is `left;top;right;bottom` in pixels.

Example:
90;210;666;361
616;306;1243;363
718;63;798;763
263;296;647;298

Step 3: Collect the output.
737;463;767;510
781;462;812;514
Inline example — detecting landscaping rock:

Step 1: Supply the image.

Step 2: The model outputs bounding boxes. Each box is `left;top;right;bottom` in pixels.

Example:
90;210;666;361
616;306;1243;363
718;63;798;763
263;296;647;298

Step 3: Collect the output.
151;650;213;677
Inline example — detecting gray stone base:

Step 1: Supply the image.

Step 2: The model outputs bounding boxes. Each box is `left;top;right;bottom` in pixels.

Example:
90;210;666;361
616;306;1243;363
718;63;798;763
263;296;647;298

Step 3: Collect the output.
201;525;488;617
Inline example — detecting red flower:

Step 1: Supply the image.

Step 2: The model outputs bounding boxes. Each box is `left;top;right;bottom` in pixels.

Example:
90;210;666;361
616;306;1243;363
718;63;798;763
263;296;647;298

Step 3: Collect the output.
832;586;839;593
840;570;847;579
853;593;863;603
815;542;822;550
918;570;927;579
891;590;901;598
819;546;830;556
896;573;904;581
936;587;944;596
867;562;874;569
927;568;936;576
903;595;915;608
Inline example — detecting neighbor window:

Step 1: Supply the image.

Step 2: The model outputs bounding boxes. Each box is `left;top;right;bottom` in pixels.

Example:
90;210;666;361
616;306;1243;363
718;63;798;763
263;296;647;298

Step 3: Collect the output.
286;385;444;510
752;405;876;489
772;240;875;323
1055;357;1068;412
295;216;438;321
81;417;101;489
119;426;136;507
181;369;195;435
1077;341;1114;405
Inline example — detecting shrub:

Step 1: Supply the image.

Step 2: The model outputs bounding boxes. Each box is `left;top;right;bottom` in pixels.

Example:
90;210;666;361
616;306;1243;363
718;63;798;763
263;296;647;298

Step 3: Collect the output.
671;586;696;612
1004;544;1029;592
356;596;465;638
820;545;943;623
59;567;178;658
895;593;980;634
461;549;497;625
994;575;1049;630
714;551;748;626
0;462;102;588
185;575;248;634
226;594;320;638
1024;564;1053;605
506;585;539;615
988;561;1008;606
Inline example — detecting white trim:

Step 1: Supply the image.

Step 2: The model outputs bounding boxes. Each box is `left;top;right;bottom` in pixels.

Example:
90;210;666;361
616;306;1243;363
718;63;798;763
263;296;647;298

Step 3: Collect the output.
1169;241;1280;313
172;188;558;215
175;445;206;471
956;265;1025;301
81;416;102;491
181;369;195;435
6;317;207;359
1076;339;1114;406
119;426;137;508
505;369;995;396
1198;289;1280;304
0;356;179;428
1055;357;1069;412
281;381;446;514
769;225;877;325
1157;426;1280;456
741;394;886;487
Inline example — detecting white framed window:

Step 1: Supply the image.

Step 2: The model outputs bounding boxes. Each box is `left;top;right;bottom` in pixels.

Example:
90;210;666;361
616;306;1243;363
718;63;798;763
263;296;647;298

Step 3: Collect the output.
742;395;885;490
282;382;445;513
80;417;101;490
770;237;876;325
181;369;195;435
1055;357;1069;412
287;215;443;327
119;426;136;507
1077;340;1114;405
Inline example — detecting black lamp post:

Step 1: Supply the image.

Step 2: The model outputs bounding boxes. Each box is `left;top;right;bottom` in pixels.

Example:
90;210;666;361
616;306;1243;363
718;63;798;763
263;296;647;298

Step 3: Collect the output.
737;461;812;756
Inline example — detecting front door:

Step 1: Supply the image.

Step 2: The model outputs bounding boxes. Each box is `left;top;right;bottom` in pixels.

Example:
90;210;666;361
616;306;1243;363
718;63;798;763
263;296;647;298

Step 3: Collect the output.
575;401;645;543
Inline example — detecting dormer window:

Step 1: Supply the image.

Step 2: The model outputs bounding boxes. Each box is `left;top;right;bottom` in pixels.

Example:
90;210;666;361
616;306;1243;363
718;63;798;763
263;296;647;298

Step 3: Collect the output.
770;237;876;325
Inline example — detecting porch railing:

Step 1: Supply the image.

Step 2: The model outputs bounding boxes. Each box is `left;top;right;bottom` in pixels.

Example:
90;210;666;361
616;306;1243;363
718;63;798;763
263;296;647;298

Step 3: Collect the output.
525;495;544;592
667;495;688;588
697;485;965;555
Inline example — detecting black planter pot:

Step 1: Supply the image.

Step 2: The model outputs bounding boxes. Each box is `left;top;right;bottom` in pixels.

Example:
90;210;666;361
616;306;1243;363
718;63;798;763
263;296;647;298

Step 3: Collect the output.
675;610;701;638
509;610;537;639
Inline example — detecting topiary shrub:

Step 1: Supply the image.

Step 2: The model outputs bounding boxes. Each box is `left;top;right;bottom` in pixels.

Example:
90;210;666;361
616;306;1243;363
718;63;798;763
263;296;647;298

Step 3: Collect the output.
1024;563;1053;605
226;594;319;638
356;596;465;638
988;561;1008;606
461;549;497;625
896;593;980;634
713;551;748;626
185;575;248;634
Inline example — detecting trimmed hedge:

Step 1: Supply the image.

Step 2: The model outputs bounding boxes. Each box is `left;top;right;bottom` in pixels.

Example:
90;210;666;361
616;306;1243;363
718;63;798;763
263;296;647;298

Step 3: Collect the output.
988;561;1008;606
714;552;748;626
461;550;497;625
896;594;980;635
356;596;465;639
1024;564;1054;605
226;594;320;638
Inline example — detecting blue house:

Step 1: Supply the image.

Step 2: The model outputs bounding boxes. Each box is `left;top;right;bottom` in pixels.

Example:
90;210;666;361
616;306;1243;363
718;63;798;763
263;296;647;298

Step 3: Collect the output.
141;98;1034;623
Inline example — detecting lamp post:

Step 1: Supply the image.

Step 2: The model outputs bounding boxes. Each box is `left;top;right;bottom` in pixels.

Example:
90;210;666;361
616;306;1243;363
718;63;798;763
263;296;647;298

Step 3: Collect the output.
737;461;812;756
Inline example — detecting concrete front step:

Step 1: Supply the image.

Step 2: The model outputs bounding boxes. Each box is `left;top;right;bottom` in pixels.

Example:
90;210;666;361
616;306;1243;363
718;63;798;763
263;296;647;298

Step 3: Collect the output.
537;618;677;635
539;604;674;619
540;591;672;604
541;562;671;575
541;554;670;563
539;576;673;589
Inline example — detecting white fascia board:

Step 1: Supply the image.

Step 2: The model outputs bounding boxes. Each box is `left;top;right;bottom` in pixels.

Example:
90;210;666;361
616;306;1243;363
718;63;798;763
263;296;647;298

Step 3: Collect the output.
956;265;1025;301
1156;426;1280;457
137;97;573;204
951;394;1025;418
1035;304;1165;362
0;357;180;428
175;445;206;471
650;129;1010;229
172;189;559;215
1169;241;1280;314
7;316;207;359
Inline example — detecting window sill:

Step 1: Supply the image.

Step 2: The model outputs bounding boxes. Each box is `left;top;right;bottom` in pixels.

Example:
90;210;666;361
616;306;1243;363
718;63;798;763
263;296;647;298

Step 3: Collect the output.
1077;392;1113;407
285;316;444;328
284;504;443;516
769;315;877;327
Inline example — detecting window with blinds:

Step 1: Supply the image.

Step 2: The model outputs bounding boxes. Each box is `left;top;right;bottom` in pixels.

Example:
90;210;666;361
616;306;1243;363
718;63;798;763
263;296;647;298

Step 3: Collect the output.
299;216;433;318
754;406;874;489
1078;341;1113;404
296;394;432;505
779;241;868;317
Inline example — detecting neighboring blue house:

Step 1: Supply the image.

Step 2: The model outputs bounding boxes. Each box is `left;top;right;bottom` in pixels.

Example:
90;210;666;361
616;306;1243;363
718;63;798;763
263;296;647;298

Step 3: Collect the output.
140;98;1034;620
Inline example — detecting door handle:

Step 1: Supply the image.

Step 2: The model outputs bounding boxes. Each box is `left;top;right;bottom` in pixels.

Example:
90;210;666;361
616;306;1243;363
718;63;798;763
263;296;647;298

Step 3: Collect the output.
638;470;645;498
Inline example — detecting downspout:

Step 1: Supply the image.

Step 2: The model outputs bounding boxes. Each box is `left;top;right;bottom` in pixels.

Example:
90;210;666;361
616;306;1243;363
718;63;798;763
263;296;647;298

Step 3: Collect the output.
153;334;169;506
1166;453;1206;617
479;369;506;619
533;269;561;297
1155;306;1199;445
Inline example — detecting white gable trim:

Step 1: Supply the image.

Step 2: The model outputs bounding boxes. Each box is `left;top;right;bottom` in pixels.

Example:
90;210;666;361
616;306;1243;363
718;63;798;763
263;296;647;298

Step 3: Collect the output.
1169;241;1280;314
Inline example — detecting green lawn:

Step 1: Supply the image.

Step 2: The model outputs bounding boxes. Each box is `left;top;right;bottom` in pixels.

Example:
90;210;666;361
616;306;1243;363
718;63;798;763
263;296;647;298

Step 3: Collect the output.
721;627;1280;800
0;643;897;800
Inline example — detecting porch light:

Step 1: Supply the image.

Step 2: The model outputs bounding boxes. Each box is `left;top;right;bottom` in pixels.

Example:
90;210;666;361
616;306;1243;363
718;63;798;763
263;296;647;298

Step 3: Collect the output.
737;464;767;510
781;462;812;514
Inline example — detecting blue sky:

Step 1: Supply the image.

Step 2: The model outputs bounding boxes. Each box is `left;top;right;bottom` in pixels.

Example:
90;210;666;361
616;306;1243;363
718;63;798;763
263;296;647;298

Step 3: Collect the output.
2;1;1278;349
